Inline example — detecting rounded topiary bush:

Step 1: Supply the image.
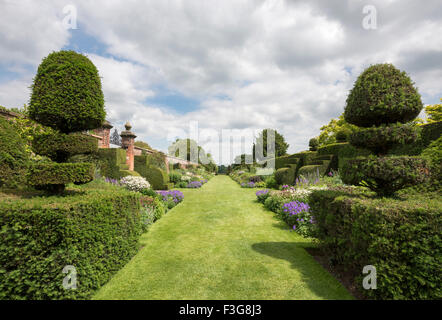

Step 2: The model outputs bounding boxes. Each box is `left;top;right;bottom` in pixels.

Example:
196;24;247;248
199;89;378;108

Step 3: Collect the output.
0;117;29;188
275;167;294;185
335;130;348;142
309;138;319;151
341;156;429;196
344;64;423;127
349;123;420;155
29;50;105;133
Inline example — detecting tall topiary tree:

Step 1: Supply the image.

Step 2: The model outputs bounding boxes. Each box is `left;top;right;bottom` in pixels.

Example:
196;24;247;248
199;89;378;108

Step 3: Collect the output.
309;137;319;151
28;50;106;193
341;64;429;196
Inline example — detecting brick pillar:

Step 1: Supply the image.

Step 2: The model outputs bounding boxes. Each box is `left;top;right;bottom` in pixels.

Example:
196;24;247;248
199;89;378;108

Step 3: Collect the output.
120;122;137;171
101;120;113;148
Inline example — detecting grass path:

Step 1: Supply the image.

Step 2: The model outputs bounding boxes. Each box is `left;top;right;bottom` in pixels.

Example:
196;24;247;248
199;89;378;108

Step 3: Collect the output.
93;176;352;300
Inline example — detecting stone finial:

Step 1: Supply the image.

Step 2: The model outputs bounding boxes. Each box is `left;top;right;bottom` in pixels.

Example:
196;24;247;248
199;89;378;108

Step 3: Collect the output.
125;121;132;131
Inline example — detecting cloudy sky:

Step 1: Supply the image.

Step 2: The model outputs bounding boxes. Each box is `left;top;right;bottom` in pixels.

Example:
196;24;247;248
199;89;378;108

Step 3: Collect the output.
1;0;441;164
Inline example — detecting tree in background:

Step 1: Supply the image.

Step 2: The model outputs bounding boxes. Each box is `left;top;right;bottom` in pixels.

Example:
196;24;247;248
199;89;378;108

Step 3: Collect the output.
253;128;288;162
317;114;359;147
134;140;152;150
110;128;121;146
424;98;442;123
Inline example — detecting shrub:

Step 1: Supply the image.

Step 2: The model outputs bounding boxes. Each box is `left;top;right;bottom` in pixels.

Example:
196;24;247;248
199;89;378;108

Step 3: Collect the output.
343;63;427;196
29;50;105;133
274;167;294;185
134;155;169;190
97;148;128;179
256;189;270;203
344;63;423;127
349;123;419;156
169;171;182;183
120;175;151;192
27;163;94;192
309;138;319;151
335;130;348;142
0;185;141;299
309;187;441;299
264;175;279;189
421;136;442;186
341;156;429;196
32;132;98;162
279;201;315;237
0;117;29;188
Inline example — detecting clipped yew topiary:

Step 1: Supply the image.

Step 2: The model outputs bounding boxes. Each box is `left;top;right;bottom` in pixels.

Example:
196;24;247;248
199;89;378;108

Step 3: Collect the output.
309;138;319;151
28;51;105;193
342;64;429;196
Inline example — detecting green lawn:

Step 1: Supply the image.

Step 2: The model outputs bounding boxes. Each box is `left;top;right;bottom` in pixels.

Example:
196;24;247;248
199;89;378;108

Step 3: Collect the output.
93;175;352;300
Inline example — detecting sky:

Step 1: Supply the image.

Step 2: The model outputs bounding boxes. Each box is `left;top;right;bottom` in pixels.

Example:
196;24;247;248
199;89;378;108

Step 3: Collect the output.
0;0;441;165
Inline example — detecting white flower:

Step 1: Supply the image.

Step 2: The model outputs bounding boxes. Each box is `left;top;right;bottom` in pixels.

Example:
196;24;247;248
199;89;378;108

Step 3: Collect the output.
120;176;151;192
181;175;191;181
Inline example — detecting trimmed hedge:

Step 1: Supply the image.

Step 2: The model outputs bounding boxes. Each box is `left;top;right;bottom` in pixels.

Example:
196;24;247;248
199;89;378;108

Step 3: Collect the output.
134;155;169;190
96;148;128;179
0;117;29;188
32;132;98;162
27;163;95;186
309;187;442;299
341;156;430;196
318;142;371;171
298;165;323;176
350;123;419;155
344;63;423;127
389;121;442;156
275;154;300;170
29;50;105;133
0;185;142;299
274;167;294;185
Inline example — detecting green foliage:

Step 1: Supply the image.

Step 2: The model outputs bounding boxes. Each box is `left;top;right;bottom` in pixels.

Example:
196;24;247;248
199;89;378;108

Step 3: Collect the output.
169;171;182;183
168;138;209;164
253;128;289;161
0;184;142;299
32;132;98;162
335;130;348;142
344;63;423;127
309;187;441;299
134;155;169;190
134;140;152;150
275;155;299;170
421;136;442;185
318;142;371;171
309;138;319;151
27;163;95;192
145;152;167;170
96;148;128;179
0;117;29;188
424;98;442;123
29;50;105;133
389;121;442;156
274;167;294;185
349;123;419;155
318;114;360;147
298;165;323;177
341;156;430;196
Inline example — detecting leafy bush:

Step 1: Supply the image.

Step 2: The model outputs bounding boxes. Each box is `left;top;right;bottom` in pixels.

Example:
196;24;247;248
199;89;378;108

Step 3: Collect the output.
279;201;315;237
335;130;348;142
32;132;98;162
264;175;279;189
341;156;429;196
349;123;419;155
0;184;141;299
256;189;270;203
309;187;441;299
309;138;319;151
343;63;427;196
27;163;94;192
120;175;151;192
274;167;294;185
134;155;169;190
344;63;423;127
29;50;105;133
0;117;29;188
97;148;128;179
169;171;182;183
421;136;442;187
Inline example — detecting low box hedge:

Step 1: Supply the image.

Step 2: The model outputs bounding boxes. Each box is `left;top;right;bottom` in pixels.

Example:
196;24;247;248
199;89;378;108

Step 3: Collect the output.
27;162;95;186
309;187;441;299
134;155;169;190
0;184;142;299
97;148;128;179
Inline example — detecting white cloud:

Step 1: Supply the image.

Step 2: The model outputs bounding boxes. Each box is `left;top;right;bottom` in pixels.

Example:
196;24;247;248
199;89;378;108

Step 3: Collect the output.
1;0;442;164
